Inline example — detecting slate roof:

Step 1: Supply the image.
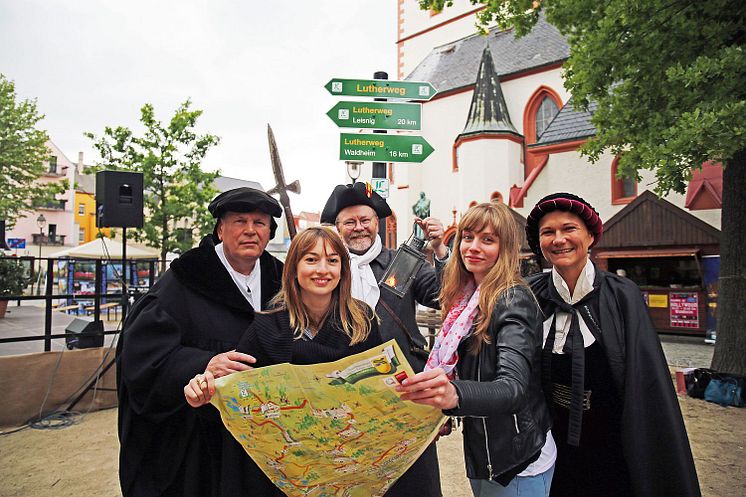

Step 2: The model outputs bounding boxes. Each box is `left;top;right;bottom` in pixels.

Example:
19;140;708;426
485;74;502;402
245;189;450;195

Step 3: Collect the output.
406;15;569;94
460;45;519;137
532;98;598;146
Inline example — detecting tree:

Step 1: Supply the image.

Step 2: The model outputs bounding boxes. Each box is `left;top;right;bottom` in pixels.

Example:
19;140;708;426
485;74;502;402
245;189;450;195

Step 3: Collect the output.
0;74;68;228
86;100;220;270
420;0;746;375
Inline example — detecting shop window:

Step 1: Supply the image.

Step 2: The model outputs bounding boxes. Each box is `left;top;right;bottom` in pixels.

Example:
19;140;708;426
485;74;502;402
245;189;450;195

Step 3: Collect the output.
611;157;637;204
607;257;702;288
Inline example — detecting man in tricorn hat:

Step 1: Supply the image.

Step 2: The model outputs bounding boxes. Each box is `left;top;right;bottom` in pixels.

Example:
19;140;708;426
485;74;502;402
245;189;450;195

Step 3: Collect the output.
117;187;284;497
321;182;448;497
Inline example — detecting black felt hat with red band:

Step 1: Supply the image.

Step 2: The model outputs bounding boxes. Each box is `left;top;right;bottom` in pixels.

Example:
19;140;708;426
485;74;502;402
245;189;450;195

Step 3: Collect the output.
320;182;392;224
525;192;603;256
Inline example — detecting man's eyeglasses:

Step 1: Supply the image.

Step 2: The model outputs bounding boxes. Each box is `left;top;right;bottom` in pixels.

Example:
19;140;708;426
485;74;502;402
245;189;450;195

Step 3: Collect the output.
337;217;373;230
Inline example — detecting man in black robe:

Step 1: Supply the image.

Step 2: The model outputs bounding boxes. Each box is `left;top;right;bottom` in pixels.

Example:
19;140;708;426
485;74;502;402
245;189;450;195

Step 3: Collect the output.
117;187;284;497
321;183;447;497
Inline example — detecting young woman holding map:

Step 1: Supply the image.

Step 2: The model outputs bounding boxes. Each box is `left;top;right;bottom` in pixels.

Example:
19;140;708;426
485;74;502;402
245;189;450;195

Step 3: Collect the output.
397;202;555;497
184;227;382;495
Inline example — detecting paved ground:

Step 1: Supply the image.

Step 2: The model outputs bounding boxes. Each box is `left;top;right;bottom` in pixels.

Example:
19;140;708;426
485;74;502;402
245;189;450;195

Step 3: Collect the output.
0;303;121;356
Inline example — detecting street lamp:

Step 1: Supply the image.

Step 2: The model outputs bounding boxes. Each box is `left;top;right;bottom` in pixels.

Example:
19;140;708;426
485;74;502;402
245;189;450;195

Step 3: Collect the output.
36;214;46;295
345;161;362;184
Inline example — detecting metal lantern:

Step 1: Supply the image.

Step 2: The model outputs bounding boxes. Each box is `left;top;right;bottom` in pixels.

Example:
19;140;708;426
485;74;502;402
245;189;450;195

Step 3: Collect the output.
379;224;427;298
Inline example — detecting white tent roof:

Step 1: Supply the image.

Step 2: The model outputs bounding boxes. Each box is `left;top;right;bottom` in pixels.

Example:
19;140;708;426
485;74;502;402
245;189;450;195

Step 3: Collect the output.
49;237;159;260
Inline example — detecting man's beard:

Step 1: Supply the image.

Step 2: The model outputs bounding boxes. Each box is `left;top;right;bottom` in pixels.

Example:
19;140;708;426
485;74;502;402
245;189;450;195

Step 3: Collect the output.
346;233;374;254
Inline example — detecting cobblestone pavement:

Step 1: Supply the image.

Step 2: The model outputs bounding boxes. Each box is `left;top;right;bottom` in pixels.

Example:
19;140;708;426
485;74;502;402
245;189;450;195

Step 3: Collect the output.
659;334;714;369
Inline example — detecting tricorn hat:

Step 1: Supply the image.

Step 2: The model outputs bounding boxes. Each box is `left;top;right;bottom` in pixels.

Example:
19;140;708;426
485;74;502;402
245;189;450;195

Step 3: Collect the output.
525;192;603;256
320;182;392;224
208;187;282;238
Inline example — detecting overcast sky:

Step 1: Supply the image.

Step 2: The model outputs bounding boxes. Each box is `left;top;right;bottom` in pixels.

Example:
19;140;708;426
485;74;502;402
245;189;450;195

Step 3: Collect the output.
0;0;397;212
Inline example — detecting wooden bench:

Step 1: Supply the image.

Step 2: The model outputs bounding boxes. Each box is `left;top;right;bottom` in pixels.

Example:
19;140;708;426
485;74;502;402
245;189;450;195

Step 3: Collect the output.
416;309;441;350
84;302;121;320
56;304;82;313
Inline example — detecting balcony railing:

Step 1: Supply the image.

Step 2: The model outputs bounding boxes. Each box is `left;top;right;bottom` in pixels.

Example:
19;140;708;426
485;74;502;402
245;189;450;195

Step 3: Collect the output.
31;233;67;246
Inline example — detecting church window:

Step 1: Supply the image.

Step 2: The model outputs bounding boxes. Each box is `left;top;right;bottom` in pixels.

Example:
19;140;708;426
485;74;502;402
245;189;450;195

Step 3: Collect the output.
611;156;637;204
535;97;559;139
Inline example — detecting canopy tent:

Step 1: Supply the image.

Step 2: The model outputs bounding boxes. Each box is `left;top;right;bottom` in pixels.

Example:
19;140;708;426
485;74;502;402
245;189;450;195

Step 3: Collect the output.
49;237;159;260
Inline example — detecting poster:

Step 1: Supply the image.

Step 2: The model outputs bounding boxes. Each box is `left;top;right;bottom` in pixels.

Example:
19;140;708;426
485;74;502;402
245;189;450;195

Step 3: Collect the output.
670;292;699;329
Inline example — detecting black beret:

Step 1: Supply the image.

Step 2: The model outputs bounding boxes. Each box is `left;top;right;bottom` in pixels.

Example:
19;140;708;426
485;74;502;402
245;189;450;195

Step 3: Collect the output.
209;187;282;239
320;182;392;224
208;187;282;219
525;192;603;256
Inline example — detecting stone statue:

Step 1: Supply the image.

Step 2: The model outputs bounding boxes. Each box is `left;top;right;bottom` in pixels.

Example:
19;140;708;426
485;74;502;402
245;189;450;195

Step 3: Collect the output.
412;192;431;238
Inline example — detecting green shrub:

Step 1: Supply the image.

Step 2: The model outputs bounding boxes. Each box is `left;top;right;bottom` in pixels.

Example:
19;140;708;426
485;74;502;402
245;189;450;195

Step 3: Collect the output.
0;258;28;296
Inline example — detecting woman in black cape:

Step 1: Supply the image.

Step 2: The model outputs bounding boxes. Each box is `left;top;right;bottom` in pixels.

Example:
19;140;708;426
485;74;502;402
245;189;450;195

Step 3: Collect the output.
524;192;700;497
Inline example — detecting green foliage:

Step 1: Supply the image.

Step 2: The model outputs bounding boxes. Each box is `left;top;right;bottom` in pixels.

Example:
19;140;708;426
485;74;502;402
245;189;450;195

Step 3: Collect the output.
0;74;68;228
419;0;746;194
0;258;28;296
85;99;220;261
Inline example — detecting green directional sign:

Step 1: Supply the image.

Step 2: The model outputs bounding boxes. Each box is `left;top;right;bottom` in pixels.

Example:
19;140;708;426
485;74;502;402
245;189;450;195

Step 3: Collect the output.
339;133;434;163
325;78;438;101
327;101;421;130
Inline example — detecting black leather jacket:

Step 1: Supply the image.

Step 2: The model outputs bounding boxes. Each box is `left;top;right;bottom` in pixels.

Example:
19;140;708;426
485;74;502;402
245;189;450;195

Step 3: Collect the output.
444;285;551;484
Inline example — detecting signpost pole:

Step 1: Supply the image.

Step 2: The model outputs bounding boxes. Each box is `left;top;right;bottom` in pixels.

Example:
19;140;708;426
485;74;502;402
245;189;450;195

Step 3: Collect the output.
373;71;388;244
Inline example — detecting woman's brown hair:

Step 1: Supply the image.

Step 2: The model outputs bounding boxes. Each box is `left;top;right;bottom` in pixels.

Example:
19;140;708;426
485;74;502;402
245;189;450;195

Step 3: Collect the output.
269;226;373;344
440;202;526;352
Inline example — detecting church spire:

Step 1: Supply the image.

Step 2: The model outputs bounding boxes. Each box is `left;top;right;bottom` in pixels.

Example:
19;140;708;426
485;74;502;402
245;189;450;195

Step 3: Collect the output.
460;44;518;136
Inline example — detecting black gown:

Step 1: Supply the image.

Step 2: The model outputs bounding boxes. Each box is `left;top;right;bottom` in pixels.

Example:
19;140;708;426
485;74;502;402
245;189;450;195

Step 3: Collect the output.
529;267;701;497
116;237;282;497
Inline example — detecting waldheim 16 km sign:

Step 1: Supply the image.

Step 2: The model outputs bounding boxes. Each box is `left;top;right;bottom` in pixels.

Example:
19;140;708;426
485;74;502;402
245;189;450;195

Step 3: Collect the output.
325;78;438;101
327;101;421;130
339;133;434;163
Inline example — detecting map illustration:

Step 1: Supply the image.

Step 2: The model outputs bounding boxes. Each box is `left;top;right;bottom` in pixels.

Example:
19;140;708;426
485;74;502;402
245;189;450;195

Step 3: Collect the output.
210;339;446;497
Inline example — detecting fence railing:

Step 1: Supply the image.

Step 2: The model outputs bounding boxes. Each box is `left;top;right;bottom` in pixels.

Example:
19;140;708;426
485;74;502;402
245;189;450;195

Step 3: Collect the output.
0;256;163;351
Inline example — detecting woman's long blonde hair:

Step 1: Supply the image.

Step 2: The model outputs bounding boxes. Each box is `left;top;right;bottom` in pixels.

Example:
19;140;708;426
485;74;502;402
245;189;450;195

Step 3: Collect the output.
440;202;526;353
269;226;372;344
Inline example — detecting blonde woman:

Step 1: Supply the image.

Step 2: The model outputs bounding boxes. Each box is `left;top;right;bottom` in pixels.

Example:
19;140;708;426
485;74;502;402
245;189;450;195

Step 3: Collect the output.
397;203;554;497
185;227;381;496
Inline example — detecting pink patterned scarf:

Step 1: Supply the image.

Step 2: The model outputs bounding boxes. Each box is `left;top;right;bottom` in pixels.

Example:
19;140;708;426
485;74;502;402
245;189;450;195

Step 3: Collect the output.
425;282;480;379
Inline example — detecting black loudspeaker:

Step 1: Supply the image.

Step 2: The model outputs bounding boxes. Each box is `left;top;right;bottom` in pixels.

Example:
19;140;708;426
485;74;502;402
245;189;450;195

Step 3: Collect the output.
96;171;144;228
65;318;104;349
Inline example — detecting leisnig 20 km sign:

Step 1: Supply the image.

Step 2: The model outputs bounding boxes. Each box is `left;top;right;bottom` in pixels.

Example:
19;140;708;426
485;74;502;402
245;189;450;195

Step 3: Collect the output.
339;133;434;163
327;101;421;130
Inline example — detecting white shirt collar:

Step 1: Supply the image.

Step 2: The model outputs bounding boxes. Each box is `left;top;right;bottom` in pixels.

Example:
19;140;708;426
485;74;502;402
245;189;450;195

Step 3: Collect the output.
551;258;595;305
214;242;262;310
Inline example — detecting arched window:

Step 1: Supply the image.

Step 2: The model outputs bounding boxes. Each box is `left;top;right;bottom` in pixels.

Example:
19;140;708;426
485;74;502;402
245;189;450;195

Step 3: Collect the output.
385;212;397;249
611;156;637;204
535;97;559;139
523;86;563;145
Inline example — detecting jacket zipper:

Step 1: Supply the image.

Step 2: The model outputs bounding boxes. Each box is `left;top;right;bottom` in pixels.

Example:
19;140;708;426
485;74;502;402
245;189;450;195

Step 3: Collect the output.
477;353;495;479
513;414;520;434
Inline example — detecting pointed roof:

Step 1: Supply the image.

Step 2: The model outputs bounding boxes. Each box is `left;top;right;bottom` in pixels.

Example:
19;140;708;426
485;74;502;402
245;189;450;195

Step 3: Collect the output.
595;190;720;250
459;45;518;137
